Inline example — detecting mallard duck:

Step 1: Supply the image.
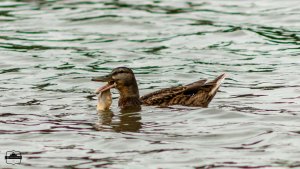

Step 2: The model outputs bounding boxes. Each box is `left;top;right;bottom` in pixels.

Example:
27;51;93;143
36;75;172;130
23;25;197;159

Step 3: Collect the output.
92;67;226;111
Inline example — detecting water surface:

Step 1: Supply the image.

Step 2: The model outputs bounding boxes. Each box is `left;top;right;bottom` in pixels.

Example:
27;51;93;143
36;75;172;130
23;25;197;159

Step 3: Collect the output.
0;0;300;168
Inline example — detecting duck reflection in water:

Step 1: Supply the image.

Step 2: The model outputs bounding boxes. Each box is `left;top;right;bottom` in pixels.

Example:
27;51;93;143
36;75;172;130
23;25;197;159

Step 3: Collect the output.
93;88;142;132
94;110;142;132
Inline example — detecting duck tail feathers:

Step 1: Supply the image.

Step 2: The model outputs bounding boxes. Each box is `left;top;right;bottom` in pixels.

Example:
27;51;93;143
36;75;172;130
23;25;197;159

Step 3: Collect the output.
208;73;226;96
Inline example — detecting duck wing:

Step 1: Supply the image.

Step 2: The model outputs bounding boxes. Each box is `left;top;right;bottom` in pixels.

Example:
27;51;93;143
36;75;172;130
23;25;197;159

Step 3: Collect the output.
179;73;226;107
141;79;207;107
141;74;226;107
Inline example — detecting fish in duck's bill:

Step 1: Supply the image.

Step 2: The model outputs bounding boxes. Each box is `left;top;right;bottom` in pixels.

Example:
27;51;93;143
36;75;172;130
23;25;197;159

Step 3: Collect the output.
92;67;226;111
94;78;115;111
95;88;112;112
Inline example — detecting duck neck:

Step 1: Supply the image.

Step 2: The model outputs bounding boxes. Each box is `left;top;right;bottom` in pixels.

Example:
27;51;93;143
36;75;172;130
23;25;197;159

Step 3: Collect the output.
118;82;141;110
118;95;141;110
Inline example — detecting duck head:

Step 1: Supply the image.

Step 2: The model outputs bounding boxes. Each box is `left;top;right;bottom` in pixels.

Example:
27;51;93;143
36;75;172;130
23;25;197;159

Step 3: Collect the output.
92;67;141;110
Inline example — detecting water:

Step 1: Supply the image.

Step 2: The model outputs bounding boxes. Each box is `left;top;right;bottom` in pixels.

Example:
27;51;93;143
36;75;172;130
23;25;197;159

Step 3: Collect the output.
0;0;300;168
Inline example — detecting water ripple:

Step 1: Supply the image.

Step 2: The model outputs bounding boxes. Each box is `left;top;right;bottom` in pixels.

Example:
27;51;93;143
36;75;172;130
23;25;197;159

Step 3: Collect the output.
0;0;300;168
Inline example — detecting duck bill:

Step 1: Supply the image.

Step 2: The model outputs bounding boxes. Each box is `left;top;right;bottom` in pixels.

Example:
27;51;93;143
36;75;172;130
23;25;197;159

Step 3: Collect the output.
92;74;116;94
91;74;112;82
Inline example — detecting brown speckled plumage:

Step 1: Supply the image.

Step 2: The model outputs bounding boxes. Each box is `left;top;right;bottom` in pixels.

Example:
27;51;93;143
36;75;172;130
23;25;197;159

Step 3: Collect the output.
141;74;225;107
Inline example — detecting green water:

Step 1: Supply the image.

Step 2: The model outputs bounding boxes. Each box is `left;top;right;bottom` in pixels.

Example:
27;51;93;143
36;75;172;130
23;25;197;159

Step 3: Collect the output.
0;0;300;168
